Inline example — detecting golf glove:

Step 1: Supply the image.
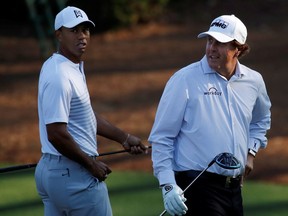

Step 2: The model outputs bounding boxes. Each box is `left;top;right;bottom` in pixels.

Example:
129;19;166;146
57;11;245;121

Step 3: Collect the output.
162;183;188;215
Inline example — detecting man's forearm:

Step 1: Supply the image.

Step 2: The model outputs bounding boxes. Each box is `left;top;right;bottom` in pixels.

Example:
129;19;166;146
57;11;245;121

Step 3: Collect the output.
46;123;95;169
95;113;127;144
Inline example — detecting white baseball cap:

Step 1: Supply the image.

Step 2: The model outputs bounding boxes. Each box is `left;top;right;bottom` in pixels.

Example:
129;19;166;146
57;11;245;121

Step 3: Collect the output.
197;14;247;44
54;6;95;30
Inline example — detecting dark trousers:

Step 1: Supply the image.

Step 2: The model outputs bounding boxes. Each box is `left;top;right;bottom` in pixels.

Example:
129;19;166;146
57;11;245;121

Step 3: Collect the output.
175;170;243;216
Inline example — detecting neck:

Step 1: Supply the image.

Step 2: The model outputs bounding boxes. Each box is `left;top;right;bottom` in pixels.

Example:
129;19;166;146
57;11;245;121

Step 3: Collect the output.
217;69;235;80
57;48;81;64
217;60;237;80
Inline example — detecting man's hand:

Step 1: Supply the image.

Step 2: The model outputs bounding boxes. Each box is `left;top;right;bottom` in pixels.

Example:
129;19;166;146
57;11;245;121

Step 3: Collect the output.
241;154;255;187
162;184;188;215
244;154;254;178
122;134;148;154
88;160;112;182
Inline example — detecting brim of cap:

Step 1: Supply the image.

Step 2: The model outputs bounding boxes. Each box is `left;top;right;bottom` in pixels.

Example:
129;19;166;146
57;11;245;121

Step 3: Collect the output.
62;20;95;29
197;31;234;43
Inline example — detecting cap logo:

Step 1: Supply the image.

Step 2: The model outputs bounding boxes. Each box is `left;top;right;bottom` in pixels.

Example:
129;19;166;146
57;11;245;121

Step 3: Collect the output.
74;10;83;18
211;19;229;29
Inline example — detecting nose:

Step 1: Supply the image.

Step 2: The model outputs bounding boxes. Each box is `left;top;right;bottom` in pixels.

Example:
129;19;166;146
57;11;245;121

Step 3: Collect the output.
210;40;217;49
78;31;86;39
208;40;219;52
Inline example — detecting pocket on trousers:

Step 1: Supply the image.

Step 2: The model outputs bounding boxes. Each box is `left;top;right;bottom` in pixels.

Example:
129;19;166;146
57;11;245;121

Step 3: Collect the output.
46;168;70;206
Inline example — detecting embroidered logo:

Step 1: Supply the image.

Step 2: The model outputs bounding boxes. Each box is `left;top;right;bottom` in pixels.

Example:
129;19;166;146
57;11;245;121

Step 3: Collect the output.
74;10;83;18
163;185;173;195
211;19;229;29
204;87;222;96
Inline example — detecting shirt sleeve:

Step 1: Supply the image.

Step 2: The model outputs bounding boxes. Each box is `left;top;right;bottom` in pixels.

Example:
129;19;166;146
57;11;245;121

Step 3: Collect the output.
42;75;72;125
149;72;188;185
248;74;271;151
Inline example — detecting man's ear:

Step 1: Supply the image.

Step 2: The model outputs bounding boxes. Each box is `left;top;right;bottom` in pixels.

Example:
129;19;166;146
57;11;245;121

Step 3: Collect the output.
234;48;241;58
55;30;62;42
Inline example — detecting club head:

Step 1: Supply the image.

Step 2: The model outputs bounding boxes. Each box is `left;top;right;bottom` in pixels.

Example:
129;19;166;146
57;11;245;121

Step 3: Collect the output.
214;152;241;170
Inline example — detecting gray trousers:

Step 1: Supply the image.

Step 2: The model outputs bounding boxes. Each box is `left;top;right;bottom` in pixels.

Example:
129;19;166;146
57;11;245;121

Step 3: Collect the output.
35;153;112;216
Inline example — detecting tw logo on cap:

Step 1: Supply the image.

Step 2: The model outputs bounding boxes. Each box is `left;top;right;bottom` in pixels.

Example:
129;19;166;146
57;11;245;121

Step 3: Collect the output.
211;19;229;29
74;10;83;18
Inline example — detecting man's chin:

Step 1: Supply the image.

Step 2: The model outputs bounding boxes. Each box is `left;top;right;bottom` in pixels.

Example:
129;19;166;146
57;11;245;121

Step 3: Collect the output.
208;62;220;71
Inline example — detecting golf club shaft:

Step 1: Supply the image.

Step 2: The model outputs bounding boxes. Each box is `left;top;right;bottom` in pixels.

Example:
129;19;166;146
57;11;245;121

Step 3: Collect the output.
0;145;151;174
159;160;215;216
182;166;210;194
0;163;37;173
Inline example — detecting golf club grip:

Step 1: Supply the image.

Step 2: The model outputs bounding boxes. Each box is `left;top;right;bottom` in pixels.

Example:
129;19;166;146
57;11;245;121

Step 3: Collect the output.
0;145;152;174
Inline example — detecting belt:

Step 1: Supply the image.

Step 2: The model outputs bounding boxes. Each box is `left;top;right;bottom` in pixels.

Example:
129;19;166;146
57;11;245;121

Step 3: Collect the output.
176;170;242;189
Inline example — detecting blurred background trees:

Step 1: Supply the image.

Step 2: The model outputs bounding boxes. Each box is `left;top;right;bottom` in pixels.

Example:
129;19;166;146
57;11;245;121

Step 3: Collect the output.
0;0;285;58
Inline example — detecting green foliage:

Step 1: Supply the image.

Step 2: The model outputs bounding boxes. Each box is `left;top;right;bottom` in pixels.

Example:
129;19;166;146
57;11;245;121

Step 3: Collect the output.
66;0;170;31
112;0;170;27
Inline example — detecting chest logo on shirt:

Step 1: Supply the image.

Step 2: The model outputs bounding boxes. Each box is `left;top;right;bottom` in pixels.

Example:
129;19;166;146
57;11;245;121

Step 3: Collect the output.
204;87;222;96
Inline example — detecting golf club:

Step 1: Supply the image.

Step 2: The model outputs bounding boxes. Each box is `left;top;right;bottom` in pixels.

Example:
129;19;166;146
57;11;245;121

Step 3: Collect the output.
159;152;241;216
0;145;151;174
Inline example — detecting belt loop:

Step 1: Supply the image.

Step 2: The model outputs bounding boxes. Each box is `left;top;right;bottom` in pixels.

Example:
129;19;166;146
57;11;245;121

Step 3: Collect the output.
49;154;54;162
45;153;51;161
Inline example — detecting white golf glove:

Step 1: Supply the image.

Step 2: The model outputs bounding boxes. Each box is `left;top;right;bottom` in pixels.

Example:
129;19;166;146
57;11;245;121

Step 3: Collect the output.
162;183;188;215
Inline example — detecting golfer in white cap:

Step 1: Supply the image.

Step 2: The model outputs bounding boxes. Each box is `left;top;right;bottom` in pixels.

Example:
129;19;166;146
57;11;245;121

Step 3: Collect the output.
149;14;271;215
35;6;147;216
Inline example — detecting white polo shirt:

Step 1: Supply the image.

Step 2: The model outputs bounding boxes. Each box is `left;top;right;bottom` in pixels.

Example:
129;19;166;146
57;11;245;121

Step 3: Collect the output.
38;53;98;156
149;56;271;185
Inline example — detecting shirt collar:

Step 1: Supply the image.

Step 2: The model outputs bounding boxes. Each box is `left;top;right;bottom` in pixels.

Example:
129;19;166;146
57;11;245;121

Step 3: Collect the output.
235;62;247;77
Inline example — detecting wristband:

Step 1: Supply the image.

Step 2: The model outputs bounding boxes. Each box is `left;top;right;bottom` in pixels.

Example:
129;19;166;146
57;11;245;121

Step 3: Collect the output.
122;134;130;146
248;149;256;157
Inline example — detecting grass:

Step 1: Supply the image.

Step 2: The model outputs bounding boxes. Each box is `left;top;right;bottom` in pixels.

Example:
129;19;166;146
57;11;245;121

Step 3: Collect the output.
242;181;288;216
0;168;288;216
0;169;43;216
